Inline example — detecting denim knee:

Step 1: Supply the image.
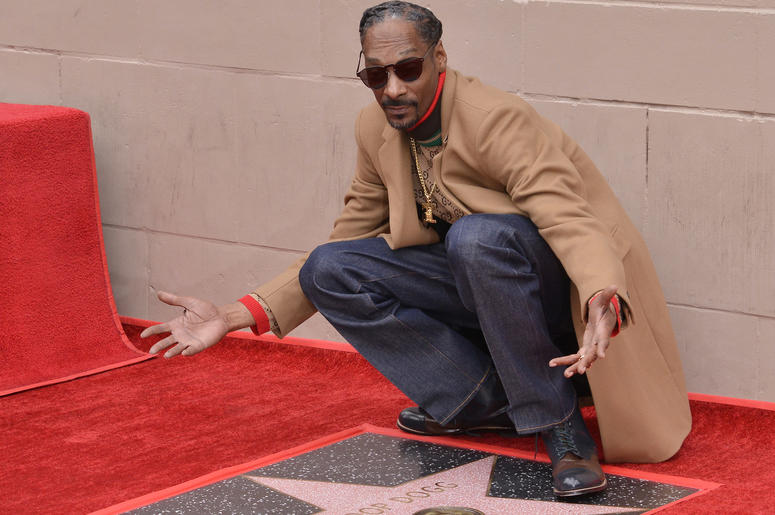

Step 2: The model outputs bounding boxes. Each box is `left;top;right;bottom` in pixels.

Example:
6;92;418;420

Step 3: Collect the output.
445;214;535;265
299;242;340;301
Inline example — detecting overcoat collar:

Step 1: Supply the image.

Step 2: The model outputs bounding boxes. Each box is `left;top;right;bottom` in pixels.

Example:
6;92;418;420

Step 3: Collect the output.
439;68;457;144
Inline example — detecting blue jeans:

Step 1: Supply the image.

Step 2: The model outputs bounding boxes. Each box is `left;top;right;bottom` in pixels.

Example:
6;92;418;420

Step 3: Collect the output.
299;214;578;434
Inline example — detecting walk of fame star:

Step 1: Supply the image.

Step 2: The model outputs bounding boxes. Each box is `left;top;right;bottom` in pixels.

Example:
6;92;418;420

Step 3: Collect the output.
112;429;714;514
246;456;637;514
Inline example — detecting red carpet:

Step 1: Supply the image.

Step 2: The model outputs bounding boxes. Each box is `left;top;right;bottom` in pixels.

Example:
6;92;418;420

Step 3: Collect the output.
1;319;774;514
0;104;149;396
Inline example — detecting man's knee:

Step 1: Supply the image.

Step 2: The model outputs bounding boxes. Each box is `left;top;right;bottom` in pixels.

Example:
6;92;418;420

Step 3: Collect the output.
300;239;384;300
299;242;343;299
446;214;536;266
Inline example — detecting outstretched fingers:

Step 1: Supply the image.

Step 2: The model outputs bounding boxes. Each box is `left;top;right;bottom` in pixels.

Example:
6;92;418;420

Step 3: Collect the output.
140;323;170;338
549;350;597;378
162;341;190;359
594;329;610;360
549;354;579;368
550;325;602;377
149;334;176;355
156;290;203;312
141;290;201;340
548;285;620;378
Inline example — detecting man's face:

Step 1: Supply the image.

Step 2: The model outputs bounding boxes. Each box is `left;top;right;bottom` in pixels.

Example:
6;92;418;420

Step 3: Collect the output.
360;18;447;130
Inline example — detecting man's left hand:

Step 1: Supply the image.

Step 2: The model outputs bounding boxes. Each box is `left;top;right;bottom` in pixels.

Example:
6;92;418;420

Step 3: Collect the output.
549;285;618;378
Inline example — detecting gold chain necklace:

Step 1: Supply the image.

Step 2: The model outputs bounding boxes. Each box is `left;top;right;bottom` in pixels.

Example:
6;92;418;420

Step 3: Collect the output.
409;137;437;224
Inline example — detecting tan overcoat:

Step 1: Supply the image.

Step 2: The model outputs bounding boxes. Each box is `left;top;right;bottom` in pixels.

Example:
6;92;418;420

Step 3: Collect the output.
255;69;691;463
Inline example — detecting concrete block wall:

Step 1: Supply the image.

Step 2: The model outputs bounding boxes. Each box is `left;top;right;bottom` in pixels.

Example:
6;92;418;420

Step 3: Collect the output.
1;0;773;401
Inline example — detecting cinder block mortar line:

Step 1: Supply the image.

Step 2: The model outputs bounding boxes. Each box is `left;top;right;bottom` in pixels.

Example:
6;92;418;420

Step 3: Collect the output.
519;92;648;110
102;223;308;256
519;92;775;121
520;5;526;93
644;108;650;235
3;43;773;119
316;0;324;78
108;223;775;320
539;0;775;14
56;56;63;106
667;301;775;320
143;227;151;319
0;44;360;86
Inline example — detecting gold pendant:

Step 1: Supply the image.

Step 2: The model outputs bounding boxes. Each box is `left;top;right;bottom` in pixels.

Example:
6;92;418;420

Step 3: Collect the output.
422;202;436;224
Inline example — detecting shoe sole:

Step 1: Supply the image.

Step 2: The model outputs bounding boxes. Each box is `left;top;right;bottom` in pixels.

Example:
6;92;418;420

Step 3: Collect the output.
552;477;608;497
396;419;514;436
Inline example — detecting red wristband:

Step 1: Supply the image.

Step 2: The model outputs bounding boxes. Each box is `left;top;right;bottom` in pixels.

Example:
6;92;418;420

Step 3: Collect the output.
588;291;623;337
609;295;622;338
238;294;270;335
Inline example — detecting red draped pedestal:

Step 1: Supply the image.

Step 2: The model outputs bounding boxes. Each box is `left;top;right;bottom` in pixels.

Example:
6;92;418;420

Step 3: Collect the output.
0;103;150;396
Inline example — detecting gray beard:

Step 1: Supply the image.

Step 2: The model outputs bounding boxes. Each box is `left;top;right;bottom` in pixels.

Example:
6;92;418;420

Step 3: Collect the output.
387;117;419;130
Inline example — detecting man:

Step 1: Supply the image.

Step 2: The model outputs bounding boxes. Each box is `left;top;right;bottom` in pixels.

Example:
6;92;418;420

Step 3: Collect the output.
143;1;691;497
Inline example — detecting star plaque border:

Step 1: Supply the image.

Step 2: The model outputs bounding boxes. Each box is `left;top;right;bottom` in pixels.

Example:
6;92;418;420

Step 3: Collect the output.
95;424;720;514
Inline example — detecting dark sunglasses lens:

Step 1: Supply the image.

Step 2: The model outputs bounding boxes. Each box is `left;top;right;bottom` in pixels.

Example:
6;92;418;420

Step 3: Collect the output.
394;59;424;82
359;68;388;89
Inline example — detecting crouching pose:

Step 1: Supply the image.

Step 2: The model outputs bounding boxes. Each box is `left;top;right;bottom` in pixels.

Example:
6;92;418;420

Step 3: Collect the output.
144;1;691;497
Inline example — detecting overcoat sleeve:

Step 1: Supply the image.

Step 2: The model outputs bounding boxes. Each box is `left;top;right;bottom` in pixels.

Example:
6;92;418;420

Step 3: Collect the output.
474;102;631;319
254;110;391;337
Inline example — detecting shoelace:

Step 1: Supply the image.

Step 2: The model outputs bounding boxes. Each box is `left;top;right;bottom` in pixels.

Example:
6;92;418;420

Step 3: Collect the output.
551;421;581;458
533;433;539;459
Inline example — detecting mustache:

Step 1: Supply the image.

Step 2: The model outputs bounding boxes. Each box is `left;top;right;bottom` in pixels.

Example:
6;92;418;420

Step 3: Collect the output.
381;99;417;108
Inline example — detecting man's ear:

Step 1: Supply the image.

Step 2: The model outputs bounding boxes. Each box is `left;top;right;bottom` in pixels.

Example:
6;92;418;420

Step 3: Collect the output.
434;40;447;73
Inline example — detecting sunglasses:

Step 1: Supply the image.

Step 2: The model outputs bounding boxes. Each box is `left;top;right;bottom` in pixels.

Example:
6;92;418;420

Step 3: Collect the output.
356;41;438;90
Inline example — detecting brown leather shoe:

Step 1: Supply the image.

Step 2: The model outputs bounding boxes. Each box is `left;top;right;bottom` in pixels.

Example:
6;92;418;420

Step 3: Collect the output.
549;451;607;496
540;407;607;497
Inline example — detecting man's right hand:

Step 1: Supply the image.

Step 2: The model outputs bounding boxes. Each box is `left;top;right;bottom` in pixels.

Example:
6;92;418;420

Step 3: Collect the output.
141;291;234;358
